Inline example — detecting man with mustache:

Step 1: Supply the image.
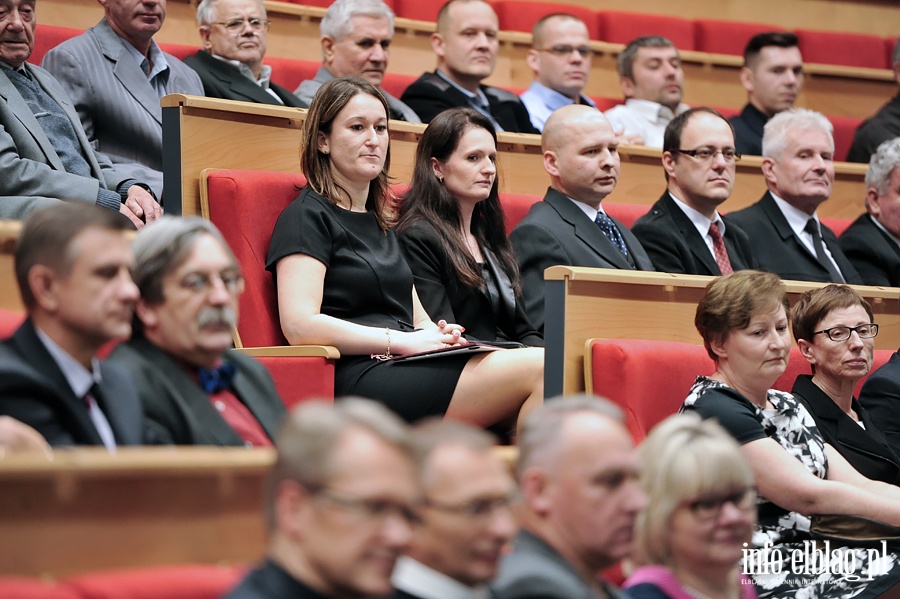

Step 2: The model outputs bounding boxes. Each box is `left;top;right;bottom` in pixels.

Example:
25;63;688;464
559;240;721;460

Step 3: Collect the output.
108;216;285;446
726;108;862;284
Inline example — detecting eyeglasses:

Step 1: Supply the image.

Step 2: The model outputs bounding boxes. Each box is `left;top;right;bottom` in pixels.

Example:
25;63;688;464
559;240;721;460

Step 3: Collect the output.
315;488;421;526
672;147;741;162
178;270;244;294
535;45;594;58
813;323;879;342
687;486;756;521
210;17;271;33
422;492;519;519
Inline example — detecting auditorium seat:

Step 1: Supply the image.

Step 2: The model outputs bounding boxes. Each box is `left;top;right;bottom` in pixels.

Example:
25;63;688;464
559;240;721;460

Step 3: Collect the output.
32;25;82;66
605;202;650;229
62;564;244;599
0;308;24;340
0;577;80;599
693;19;781;56
160;43;201;62
590;96;622;112
266;56;320;95
828;114;864;163
381;72;419;102
596;11;695;51
795;29;888;70
499;193;542;234
492;1;599;39
392;0;441;22
820;217;852;238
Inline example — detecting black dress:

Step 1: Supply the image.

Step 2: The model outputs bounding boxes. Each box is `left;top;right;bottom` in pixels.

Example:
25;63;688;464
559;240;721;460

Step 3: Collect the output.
266;188;469;422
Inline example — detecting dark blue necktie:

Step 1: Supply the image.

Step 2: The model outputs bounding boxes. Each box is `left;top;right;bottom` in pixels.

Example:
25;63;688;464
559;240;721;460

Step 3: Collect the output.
595;211;629;257
198;363;237;394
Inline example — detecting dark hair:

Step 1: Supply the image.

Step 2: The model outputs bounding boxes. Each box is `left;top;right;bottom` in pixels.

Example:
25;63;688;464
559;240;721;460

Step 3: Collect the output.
397;107;520;292
662;107;734;181
616;35;676;79
790;285;873;344
15;203;132;309
301;76;394;230
743;32;799;68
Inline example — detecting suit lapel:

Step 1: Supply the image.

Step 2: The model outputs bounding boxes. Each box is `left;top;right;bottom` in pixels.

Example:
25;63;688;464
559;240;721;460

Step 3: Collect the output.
662;193;720;275
545;190;632;269
0;67;68;171
483;249;517;328
93;20;162;125
759;192;826;268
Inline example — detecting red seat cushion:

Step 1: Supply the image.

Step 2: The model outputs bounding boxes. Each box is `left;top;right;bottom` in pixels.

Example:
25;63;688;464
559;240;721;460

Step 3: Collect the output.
500;193;543;234
32;25;82;66
492;1;599;38
381;72;419;101
796;29;888;69
62;564;244;599
0;308;24;340
828;114;864;163
159;43;201;61
604;202;650;230
0;577;80;599
267;57;321;96
392;0;443;22
693;20;781;56
596;11;695;51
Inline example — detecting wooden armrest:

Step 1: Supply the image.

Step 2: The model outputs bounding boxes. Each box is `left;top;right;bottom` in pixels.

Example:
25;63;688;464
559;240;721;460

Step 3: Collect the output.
234;345;340;359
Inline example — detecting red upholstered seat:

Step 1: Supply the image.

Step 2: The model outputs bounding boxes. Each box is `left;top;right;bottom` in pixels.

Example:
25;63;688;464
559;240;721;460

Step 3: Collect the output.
828;114;864;163
820;217;852;238
159;43;200;62
392;0;443;22
604;202;650;229
32;25;82;66
796;29;888;69
381;72;419;101
500;193;542;234
0;308;24;340
62;564;244;599
693;20;780;56
0;577;80;599
266;57;320;94
492;1;599;38
590;96;621;112
596;11;695;51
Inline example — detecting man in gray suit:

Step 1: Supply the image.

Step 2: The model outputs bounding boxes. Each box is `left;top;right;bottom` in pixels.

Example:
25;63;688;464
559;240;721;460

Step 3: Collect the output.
491;396;645;599
108;216;285;446
0;0;160;225
43;0;204;200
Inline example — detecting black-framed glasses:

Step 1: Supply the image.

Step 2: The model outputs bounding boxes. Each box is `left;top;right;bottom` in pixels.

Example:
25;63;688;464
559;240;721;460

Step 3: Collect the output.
211;17;271;33
813;323;879;342
178;270;244;294
315;488;421;526
672;147;741;162
422;491;519;518
535;44;593;58
687;486;757;521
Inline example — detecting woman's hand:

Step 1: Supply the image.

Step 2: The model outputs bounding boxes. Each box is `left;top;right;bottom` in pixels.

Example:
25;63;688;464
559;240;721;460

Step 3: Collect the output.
394;320;469;355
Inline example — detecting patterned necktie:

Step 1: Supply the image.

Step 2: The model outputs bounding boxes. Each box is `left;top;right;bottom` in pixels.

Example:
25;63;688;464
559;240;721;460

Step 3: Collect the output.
198;363;238;394
708;222;733;275
804;218;844;283
595;211;629;257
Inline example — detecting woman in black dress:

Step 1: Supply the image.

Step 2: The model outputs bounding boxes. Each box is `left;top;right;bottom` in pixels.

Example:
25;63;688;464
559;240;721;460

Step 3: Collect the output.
397;107;542;348
266;77;543;428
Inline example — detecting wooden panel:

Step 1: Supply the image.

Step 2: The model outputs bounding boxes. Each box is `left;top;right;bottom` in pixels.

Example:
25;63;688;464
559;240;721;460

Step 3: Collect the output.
541;268;900;397
0;447;274;577
0;220;23;312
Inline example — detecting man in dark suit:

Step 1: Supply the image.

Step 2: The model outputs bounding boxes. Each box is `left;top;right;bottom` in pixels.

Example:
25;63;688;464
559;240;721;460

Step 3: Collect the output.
224;400;419;599
847;39;900;164
726;108;861;284
840;137;900;286
107;216;285;446
400;0;536;133
511;104;653;332
491;397;642;599
0;203;147;448
633;107;756;275
184;0;305;108
390;420;516;599
861;353;900;458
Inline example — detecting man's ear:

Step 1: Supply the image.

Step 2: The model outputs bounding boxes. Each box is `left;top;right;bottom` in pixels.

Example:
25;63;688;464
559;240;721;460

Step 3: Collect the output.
430;32;444;59
199;26;212;51
274;480;314;541
542;150;559;178
135;300;159;331
520;466;553;517
618;76;635;99
27;265;60;313
321;36;336;63
739;66;754;93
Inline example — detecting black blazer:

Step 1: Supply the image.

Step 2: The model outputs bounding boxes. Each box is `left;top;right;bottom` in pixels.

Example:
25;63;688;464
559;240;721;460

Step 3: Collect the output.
860;351;900;459
400;71;538;133
0;319;146;446
398;220;542;346
183;51;307;108
510;187;654;332
793;375;900;486
729;103;767;157
725;191;862;284
631;192;757;275
839;213;900;287
108;336;286;446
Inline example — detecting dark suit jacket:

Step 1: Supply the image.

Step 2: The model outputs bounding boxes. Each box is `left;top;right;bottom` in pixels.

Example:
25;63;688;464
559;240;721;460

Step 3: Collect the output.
793;375;900;485
847;94;900;164
725;192;862;284
631;192;757;275
398;220;542;346
839;213;900;287
0;319;145;446
510;187;654;331
107;336;285;446
400;71;538;133
224;559;328;599
729;103;767;157
183;51;306;108
860;351;900;459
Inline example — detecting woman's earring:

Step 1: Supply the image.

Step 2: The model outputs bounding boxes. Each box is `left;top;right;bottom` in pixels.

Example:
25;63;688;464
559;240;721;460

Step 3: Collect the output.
437;175;443;184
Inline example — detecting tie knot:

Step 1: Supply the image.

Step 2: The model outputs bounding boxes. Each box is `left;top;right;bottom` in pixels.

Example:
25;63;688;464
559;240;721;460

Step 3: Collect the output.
804;218;820;237
198;363;237;394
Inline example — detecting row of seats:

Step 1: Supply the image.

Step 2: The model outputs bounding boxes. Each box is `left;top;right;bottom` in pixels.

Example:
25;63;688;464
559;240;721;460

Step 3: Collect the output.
283;0;896;70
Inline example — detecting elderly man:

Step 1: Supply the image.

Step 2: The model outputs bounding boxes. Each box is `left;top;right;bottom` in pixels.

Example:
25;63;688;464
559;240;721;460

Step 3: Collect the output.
391;419;516;599
604;36;688;148
491;396;645;599
184;0;305;107
847;39;900;164
726;108;861;284
0;0;160;225
519;14;595;132
0;203;147;448
729;32;804;156
511;104;653;332
632;107;756;275
295;0;418;121
225;399;420;599
107;217;284;446
43;0;204;200
401;0;536;133
840;137;900;286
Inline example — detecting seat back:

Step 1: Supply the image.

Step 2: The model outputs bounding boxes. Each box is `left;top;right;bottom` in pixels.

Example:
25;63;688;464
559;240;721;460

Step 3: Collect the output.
693;20;781;56
0;308;24;340
796;29;888;69
201;169;307;348
492;1;599;38
32;25;83;65
828;114;864;163
62;564;244;599
596;11;695;51
267;57;321;96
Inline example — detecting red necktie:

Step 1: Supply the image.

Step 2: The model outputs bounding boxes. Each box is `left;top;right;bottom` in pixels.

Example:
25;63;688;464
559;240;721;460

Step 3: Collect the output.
709;222;733;275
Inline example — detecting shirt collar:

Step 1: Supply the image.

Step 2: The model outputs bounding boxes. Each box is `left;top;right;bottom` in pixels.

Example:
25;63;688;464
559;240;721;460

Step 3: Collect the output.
559;192;604;222
34;326;102;398
116;33;169;79
211;54;272;88
623;98;688;124
668;191;725;237
525;80;596;111
391;557;491;599
771;192;819;237
435;69;490;108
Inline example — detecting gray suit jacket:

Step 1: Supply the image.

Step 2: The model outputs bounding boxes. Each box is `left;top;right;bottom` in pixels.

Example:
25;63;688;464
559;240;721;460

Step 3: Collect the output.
0;63;127;219
42;18;204;199
296;66;421;123
107;336;285;446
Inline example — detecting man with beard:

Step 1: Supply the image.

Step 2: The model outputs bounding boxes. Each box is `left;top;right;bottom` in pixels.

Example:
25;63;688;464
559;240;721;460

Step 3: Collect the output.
108;216;285;446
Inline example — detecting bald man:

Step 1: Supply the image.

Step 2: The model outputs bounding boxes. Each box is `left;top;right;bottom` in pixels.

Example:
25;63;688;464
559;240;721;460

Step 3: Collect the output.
510;105;654;332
